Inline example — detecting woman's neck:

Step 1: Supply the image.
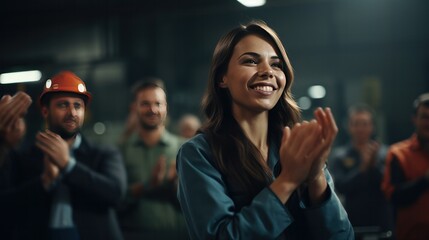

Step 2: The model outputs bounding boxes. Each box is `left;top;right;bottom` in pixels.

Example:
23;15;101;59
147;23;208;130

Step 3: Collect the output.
233;110;269;160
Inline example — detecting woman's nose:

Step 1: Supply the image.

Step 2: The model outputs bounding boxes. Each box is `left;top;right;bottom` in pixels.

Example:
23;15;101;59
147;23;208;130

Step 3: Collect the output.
258;62;274;78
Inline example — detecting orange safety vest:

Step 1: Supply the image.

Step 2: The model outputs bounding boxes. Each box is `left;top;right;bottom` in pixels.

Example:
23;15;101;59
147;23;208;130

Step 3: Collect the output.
382;134;429;240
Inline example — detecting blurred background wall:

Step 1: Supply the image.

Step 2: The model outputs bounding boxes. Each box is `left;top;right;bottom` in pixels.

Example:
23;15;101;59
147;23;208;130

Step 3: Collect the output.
1;0;428;147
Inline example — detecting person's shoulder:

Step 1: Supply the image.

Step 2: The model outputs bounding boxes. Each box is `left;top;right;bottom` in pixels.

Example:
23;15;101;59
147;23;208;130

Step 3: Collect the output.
182;133;208;147
388;137;413;153
163;130;185;144
177;133;215;168
80;135;121;155
178;133;210;156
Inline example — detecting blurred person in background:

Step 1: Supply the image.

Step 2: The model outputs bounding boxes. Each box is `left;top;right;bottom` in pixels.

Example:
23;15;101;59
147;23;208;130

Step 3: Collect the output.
1;71;127;240
117;79;188;240
176;20;353;239
177;114;201;139
118;79;166;145
382;93;429;240
0;91;31;240
330;104;394;239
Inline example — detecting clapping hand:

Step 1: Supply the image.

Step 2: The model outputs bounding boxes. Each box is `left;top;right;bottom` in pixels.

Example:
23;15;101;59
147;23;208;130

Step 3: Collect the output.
277;108;338;205
130;155;178;198
0;92;32;135
306;107;338;182
35;129;70;169
279;119;323;188
360;140;379;171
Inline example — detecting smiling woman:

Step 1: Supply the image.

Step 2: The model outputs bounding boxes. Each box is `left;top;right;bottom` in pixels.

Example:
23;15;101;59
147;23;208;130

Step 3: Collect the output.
220;34;286;114
176;20;354;240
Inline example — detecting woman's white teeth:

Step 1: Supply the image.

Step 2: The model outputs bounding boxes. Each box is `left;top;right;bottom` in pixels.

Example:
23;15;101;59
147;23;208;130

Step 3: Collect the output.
254;86;273;92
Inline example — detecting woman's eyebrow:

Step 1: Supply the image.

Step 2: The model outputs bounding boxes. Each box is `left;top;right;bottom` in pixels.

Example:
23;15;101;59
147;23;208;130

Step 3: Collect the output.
238;52;259;58
238;52;280;60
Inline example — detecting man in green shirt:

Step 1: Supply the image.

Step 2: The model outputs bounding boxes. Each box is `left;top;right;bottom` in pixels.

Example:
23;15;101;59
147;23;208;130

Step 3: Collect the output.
117;79;188;240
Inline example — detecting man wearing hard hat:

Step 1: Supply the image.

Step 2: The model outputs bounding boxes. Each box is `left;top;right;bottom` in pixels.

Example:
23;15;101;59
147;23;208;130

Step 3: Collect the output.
10;71;127;240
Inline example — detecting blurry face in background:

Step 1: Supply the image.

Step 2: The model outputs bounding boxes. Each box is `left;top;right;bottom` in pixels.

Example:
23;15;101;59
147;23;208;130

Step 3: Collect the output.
179;115;201;139
414;104;429;142
42;93;85;140
4;117;26;148
348;111;374;144
135;87;167;130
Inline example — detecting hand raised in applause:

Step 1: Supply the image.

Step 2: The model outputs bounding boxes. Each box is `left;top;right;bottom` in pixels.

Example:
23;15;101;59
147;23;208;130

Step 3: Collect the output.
275;108;338;205
130;155;173;198
35;129;70;169
0;92;32;136
306;107;338;182
306;108;338;205
359;140;379;171
278;119;323;189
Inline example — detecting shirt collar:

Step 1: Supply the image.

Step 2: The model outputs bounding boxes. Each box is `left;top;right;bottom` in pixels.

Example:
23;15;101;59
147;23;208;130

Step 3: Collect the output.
133;130;170;147
159;131;171;145
71;133;82;150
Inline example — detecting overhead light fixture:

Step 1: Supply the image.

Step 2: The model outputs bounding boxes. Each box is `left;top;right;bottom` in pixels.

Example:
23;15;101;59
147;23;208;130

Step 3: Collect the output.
237;0;266;7
308;85;326;99
0;70;42;84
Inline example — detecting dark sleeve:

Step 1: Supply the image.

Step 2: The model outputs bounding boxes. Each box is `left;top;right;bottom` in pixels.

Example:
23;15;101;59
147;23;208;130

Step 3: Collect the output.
0;178;48;206
330;155;380;195
390;156;429;207
1;148;52;240
63;145;127;207
1;150;50;210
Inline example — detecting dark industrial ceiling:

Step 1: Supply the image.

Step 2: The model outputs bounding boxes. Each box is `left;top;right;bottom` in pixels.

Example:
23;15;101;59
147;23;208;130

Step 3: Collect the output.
1;0;330;19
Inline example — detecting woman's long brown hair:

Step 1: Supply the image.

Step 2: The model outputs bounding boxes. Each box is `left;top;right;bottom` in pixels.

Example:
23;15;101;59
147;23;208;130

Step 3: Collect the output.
201;20;301;197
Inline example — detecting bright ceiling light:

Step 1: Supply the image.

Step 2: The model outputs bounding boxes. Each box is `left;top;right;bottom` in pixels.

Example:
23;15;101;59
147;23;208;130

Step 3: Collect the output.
308;85;326;99
237;0;266;7
0;70;42;84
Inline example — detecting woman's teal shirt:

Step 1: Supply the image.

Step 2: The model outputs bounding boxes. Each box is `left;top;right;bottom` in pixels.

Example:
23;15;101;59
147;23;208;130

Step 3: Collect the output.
177;133;354;240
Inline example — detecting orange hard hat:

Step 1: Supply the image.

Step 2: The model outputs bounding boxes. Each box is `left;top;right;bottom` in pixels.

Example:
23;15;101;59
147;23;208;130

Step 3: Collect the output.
39;71;92;106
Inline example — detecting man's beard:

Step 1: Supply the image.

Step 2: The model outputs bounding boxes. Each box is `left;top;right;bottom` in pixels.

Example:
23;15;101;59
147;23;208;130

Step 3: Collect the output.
139;115;163;130
49;124;80;140
140;120;160;130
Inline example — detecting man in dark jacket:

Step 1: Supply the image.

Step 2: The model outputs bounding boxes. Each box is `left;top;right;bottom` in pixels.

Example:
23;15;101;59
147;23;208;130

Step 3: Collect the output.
2;71;127;240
